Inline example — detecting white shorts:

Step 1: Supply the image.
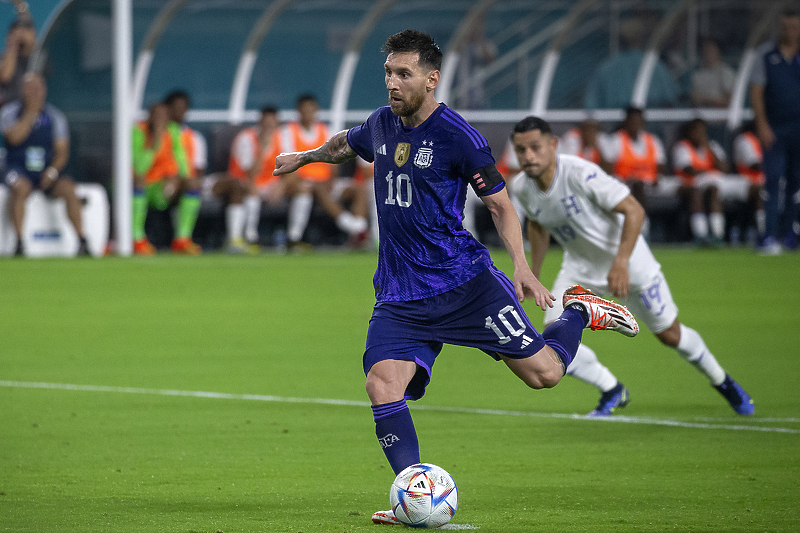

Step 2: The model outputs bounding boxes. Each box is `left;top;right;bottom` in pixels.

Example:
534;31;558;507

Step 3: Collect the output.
694;172;749;202
544;268;678;335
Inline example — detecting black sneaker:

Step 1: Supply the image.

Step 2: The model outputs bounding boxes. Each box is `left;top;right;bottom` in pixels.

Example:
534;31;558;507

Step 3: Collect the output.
77;236;91;256
14;239;24;257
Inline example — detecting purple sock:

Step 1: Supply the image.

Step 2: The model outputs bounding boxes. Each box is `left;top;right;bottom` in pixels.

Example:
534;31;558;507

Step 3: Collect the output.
542;307;586;371
372;400;420;475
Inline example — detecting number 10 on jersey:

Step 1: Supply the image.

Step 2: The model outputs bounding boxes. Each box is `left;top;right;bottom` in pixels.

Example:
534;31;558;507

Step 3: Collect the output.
385;171;413;207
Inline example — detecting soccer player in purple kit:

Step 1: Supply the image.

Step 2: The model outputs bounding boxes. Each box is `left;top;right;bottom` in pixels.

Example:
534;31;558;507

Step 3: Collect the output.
274;30;639;525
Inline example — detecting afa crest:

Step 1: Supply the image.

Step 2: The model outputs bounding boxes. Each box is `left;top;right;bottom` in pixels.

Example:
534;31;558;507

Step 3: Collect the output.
414;147;433;168
394;143;411;167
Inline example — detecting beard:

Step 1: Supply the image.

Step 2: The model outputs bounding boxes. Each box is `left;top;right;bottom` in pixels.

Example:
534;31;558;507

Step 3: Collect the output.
388;90;425;118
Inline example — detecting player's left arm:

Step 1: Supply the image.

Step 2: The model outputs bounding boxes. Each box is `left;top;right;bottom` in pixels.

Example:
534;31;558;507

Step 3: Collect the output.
482;188;554;310
274;130;356;175
608;194;645;299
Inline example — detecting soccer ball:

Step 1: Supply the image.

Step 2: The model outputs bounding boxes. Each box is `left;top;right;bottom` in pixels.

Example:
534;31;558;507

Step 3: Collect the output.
390;463;458;528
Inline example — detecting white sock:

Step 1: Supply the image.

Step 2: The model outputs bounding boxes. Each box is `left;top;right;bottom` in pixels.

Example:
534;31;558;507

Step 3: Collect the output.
709;212;725;239
287;193;313;242
566;344;619;392
690;213;709;240
755;209;766;235
676;324;726;386
226;204;246;242
336;211;368;235
244;195;261;243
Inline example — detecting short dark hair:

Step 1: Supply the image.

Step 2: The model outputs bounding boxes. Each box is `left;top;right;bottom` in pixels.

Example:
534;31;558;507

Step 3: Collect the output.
512;116;553;137
625;106;644;118
164;90;190;107
296;93;317;107
383;29;442;72
260;106;278;116
681;118;706;139
781;7;800;19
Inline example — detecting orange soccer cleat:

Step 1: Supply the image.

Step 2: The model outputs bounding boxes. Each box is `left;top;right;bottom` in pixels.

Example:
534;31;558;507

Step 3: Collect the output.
562;285;639;337
170;237;202;255
133;238;156;256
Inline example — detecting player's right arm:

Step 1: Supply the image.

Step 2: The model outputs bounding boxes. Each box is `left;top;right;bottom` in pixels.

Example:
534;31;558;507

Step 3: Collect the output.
750;84;774;149
526;218;550;280
132;125;156;177
274;130;356;175
608;194;645;299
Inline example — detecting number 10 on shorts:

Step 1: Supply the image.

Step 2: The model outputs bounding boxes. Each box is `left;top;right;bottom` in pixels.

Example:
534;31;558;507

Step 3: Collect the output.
485;305;527;345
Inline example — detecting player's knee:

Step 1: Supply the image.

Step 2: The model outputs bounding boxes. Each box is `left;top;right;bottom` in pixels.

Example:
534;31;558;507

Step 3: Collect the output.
519;367;562;390
656;319;681;347
365;371;405;404
12;177;32;196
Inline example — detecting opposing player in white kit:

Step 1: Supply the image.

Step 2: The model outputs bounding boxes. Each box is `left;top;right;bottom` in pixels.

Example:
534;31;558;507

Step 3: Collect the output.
509;116;754;416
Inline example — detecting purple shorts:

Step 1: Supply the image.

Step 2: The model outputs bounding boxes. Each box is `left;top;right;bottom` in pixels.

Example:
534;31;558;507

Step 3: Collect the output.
363;265;545;400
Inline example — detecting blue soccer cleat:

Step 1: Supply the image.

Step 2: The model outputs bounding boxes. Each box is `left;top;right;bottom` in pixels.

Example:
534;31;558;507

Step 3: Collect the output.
587;382;630;417
714;374;754;415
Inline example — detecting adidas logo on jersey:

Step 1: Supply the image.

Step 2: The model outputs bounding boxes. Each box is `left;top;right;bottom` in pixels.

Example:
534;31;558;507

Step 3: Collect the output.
377;144;386;155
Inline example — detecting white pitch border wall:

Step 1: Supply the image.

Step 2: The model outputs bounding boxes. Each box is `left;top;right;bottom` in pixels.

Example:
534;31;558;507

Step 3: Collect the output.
0;183;109;257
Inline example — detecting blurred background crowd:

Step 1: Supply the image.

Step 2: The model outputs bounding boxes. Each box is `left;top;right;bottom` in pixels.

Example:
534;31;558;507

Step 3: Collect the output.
0;0;798;256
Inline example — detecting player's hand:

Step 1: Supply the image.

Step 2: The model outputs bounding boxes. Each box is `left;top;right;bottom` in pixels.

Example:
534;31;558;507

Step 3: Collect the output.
514;268;555;310
756;122;775;150
39;174;54;191
274;152;304;176
607;259;630;300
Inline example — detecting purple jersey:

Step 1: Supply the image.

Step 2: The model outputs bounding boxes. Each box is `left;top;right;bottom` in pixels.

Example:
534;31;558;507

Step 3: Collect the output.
347;104;501;302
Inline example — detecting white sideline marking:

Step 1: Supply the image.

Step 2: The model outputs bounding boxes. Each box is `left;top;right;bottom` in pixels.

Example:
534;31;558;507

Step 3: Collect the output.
1;380;798;434
440;524;480;530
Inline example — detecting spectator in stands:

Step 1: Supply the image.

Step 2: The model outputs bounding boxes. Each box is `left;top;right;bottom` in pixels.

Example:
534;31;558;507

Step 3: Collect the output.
750;8;800;255
584;19;680;109
280;93;367;249
1;73;89;257
558;119;608;167
690;39;736;108
600;107;667;237
0;14;35;108
165;90;207;180
224;106;298;252
733;121;766;244
672;118;728;246
131;102;202;255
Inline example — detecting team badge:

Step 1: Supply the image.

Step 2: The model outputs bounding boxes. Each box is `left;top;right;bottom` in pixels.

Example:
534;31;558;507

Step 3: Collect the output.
414;147;433;168
394;143;411;167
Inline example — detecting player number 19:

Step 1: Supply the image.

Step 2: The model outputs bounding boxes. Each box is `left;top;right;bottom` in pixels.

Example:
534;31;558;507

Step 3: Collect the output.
385;171;413;207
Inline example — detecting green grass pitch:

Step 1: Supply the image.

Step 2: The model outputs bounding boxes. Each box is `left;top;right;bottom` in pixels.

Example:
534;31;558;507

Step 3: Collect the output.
1;248;798;532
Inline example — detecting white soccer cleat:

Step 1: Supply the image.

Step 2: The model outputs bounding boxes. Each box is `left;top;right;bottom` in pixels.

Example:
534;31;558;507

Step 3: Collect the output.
562;285;639;337
371;509;401;525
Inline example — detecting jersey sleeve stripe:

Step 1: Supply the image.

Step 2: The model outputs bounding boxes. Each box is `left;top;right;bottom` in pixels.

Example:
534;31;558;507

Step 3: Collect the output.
441;108;488;150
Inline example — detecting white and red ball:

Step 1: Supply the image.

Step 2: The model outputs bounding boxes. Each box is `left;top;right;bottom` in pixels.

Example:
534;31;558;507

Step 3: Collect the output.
390;463;458;528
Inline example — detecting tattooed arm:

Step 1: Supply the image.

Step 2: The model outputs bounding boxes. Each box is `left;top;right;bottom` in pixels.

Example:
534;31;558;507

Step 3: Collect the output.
273;130;357;176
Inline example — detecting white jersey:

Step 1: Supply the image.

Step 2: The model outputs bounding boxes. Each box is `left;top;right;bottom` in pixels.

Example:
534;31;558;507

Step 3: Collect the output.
511;154;661;289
